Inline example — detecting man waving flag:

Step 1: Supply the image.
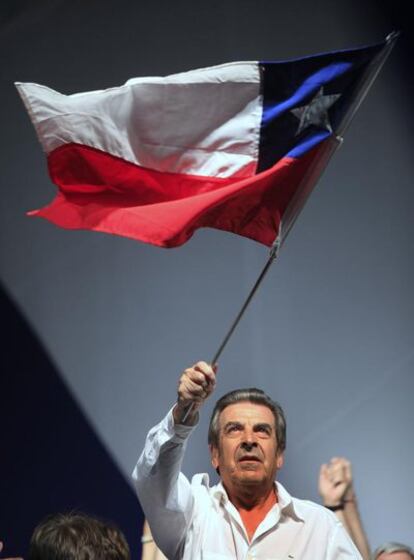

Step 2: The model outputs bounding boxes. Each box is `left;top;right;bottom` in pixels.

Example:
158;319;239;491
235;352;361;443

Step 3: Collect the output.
16;33;397;249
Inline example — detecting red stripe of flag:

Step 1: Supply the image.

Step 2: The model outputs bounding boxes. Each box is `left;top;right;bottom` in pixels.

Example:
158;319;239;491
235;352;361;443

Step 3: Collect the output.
29;142;327;248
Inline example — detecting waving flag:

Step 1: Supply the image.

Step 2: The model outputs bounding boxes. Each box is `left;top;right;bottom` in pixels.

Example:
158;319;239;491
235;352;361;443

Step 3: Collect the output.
16;34;396;248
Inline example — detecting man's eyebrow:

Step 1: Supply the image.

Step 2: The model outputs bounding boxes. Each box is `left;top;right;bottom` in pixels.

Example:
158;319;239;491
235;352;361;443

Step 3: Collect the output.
253;422;273;431
223;421;243;430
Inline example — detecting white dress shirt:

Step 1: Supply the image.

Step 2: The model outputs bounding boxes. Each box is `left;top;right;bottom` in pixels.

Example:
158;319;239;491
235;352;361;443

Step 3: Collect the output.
133;408;362;560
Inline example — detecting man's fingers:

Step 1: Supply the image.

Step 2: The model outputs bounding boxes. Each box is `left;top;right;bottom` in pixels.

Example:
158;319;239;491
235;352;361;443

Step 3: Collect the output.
328;456;353;485
177;361;217;407
319;463;329;477
182;368;208;386
329;456;348;468
194;360;211;372
194;361;217;385
318;464;331;493
179;375;211;398
343;459;353;482
179;364;216;393
183;364;216;386
181;378;208;398
325;461;344;487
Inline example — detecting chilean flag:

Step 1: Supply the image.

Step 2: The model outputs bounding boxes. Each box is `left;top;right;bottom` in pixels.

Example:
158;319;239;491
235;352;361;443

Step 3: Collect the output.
16;35;395;248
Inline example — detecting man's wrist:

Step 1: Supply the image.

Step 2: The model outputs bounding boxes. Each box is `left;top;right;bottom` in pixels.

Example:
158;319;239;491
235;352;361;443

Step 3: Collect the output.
324;503;345;512
323;496;357;511
343;487;356;501
173;402;199;426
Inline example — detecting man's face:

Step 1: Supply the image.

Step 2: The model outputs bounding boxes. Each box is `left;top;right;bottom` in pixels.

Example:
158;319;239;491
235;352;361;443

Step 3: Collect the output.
210;402;284;493
377;554;413;560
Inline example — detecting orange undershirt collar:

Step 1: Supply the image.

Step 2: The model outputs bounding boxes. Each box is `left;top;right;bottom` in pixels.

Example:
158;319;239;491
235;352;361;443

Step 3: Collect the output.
237;487;278;542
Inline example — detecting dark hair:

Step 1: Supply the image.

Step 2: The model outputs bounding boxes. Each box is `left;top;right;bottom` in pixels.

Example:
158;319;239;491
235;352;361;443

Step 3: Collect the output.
208;388;286;452
29;512;130;560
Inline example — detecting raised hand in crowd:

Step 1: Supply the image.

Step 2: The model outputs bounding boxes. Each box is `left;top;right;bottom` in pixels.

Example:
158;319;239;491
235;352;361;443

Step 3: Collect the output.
319;456;354;507
319;457;371;560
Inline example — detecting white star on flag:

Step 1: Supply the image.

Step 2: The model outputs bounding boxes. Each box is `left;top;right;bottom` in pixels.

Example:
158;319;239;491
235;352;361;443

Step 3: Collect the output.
291;87;340;135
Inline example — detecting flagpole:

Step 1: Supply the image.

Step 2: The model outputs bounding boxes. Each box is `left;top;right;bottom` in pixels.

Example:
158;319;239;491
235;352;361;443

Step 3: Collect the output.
211;238;280;365
181;237;280;422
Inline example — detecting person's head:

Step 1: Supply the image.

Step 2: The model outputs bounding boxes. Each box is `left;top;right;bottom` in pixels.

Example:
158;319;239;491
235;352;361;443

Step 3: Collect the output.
208;388;286;495
374;542;414;560
28;512;130;560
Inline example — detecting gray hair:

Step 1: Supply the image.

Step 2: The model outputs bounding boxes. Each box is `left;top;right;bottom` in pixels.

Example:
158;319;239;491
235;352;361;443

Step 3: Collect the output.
373;542;414;559
208;388;286;452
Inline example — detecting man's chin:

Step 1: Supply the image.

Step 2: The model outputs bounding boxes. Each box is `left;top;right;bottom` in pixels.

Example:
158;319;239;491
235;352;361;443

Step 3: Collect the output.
235;469;266;485
240;477;263;486
239;461;264;473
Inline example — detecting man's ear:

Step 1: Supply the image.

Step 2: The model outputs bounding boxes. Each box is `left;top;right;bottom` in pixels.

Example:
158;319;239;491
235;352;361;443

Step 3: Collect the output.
276;451;284;470
210;444;219;470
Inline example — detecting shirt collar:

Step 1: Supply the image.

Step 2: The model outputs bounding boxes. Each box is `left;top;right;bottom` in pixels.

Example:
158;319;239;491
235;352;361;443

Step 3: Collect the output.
275;481;305;522
211;480;304;522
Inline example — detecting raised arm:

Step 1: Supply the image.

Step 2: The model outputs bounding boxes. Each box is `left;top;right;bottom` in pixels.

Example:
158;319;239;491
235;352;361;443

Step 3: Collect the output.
133;362;216;559
319;457;371;560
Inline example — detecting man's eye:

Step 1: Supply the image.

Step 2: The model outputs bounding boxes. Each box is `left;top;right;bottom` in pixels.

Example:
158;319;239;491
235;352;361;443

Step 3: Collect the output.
256;426;271;435
227;425;241;433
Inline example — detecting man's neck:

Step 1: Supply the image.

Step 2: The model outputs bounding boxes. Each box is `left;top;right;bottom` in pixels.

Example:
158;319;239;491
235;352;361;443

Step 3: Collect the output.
225;482;277;511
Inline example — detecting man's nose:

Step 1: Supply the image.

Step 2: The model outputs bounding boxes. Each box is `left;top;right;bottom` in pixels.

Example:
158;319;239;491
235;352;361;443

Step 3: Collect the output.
241;430;258;451
241;441;257;452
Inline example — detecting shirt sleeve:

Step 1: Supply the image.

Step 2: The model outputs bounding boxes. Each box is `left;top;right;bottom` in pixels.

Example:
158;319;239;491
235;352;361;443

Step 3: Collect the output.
132;406;197;560
326;519;363;560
